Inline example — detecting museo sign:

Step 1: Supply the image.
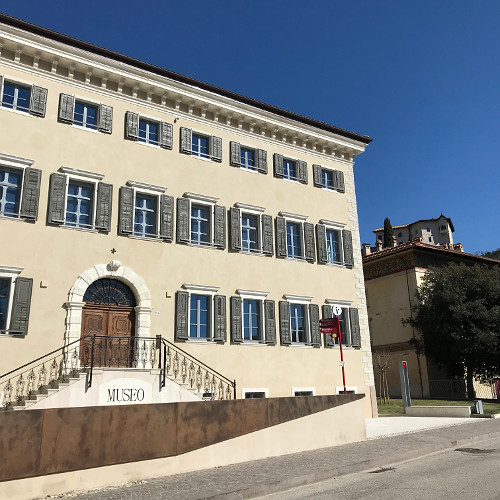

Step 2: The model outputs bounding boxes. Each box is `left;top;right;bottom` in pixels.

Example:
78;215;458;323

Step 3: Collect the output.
98;378;153;406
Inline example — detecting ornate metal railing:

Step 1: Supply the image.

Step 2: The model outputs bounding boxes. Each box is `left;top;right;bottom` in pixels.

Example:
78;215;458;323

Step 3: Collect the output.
1;335;236;409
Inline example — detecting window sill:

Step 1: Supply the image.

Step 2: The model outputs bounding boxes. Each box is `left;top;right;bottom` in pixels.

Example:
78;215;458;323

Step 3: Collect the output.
0;106;34;118
238;249;268;258
0;214;28;222
323;262;345;268
240;340;268;346
282;177;301;184
186;242;220;250
70;124;101;134
288;343;314;348
136;140;161;149
60;224;98;234
190;154;213;163
128;234;163;242
284;256;307;263
239;166;259;174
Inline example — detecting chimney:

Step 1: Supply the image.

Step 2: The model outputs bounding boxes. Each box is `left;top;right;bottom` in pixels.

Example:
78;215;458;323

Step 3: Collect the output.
453;243;464;253
362;243;371;256
392;236;397;247
376;241;383;252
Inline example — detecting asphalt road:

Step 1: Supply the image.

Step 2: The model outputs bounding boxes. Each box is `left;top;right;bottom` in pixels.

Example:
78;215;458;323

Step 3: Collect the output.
257;436;500;500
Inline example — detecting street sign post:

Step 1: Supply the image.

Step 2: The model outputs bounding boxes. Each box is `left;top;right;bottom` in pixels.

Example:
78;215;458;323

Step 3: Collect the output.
399;360;411;411
320;311;347;394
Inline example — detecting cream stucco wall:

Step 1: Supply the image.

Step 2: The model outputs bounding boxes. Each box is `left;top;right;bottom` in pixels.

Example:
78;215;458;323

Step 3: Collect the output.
0;28;375;416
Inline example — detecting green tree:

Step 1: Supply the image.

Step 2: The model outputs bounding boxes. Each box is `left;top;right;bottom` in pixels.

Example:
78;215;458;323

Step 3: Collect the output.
409;263;500;398
383;218;394;248
478;248;500;261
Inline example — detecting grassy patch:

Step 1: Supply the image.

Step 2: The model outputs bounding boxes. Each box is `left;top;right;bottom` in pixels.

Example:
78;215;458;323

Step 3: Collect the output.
377;399;500;416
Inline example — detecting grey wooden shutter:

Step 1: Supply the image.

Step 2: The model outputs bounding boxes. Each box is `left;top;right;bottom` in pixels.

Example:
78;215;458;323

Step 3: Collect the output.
29;85;47;117
230;296;243;343
262;214;274;256
118;186;134;234
313;165;322;187
264;300;276;345
316;224;328;264
159;194;174;241
336;170;345;193
275;217;287;258
58;94;75;123
230;141;241;166
230;207;242;251
211;136;223;162
298;161;308;184
160;122;173;149
309;304;321;347
176;197;190;243
98;104;113;134
342;229;354;268
95;182;113;232
213;295;226;342
9;277;33;335
273;153;284;178
322;305;335;347
279;301;291;345
256;149;268;174
125;111;139;140
180;127;192;154
304;222;315;262
213;205;226;249
175;291;189;341
19;168;41;220
47;173;66;224
350;308;361;348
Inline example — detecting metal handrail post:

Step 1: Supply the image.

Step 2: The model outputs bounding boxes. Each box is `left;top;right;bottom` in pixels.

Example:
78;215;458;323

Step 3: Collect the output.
233;380;237;400
87;335;96;390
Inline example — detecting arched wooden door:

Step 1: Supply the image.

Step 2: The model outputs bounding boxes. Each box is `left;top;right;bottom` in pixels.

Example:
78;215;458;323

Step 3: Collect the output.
80;279;136;367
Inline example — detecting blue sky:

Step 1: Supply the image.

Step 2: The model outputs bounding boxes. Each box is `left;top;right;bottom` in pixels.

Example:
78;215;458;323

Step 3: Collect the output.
2;1;499;253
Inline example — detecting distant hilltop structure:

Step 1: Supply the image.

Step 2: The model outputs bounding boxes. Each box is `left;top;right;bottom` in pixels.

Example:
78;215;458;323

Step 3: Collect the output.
363;215;464;256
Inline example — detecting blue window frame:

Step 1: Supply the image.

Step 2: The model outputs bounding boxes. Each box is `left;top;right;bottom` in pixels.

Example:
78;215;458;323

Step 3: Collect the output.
283;159;296;180
138;119;158;145
190;294;209;339
1;82;30;113
241;214;258;252
192;133;209;158
321;169;334;190
326;229;342;264
66;181;93;228
290;304;306;343
240;147;255;170
286;222;302;258
0;278;11;332
134;193;157;237
191;204;210;244
0;168;22;217
74;101;97;129
243;299;261;341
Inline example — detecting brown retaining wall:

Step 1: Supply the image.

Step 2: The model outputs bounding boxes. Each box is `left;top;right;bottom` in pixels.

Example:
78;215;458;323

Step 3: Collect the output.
0;394;363;482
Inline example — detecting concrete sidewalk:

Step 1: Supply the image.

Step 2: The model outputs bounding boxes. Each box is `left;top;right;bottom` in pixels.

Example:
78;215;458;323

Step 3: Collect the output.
56;417;500;500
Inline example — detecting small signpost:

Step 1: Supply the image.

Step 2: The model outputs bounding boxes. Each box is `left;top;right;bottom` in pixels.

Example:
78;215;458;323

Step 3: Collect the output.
399;360;411;411
320;306;347;394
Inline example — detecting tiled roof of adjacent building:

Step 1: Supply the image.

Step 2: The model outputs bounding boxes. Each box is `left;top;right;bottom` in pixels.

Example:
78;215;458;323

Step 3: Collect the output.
0;13;372;145
373;216;455;233
362;239;499;265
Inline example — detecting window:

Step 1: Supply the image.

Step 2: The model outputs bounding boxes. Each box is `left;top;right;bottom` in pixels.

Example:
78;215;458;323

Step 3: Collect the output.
440;225;447;230
177;193;226;249
316;221;353;268
0;153;41;221
180;127;222;162
230;142;267;173
378;235;382;241
2;82;30;112
240;147;255;170
124;111;172;148
287;222;302;258
175;285;226;343
292;388;315;396
0;79;47;117
397;232;403;238
312;165;345;193
322;303;361;348
273;154;308;183
47;168;112;233
242;388;268;399
74;101;98;129
59;94;112;134
279;296;321;347
138;118;159;145
325;228;342;264
230;291;276;345
118;181;173;241
0;266;32;337
190;294;210;339
276;213;315;262
229;204;273;256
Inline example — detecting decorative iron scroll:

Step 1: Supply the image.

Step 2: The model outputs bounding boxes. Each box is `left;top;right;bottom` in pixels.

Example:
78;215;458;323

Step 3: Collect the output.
83;278;136;307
